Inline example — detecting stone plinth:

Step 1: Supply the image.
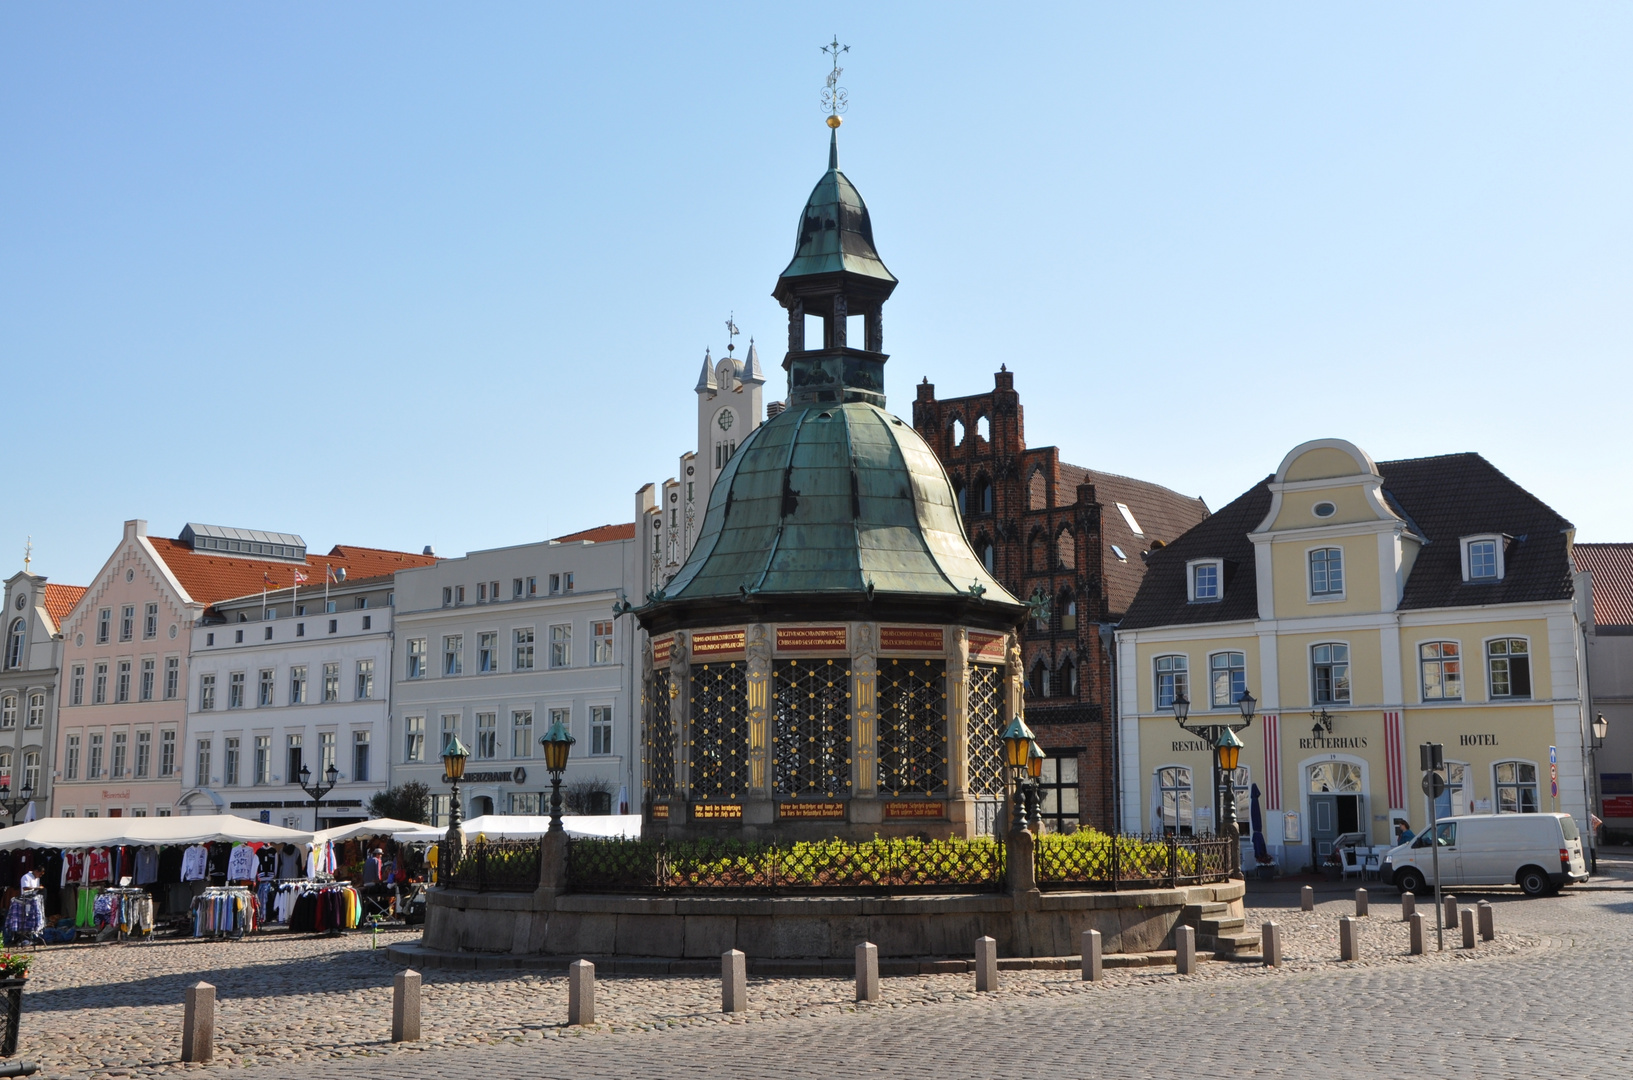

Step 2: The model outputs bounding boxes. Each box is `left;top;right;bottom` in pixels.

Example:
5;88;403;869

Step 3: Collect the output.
413;879;1245;964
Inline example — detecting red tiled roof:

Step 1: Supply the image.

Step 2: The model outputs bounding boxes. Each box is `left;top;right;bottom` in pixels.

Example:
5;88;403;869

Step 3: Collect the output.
552;523;636;544
149;539;436;609
1574;543;1633;629
41;584;88;629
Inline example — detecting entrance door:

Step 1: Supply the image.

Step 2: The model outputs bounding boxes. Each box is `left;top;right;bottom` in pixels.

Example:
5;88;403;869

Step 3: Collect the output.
107;808;122;818
1310;794;1365;861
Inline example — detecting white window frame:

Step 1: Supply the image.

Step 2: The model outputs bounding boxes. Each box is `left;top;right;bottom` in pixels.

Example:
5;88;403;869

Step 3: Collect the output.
478;631;498;673
1492;759;1541;814
1153;764;1194;835
1485;636;1532;700
1307;545;1345;601
1460;534;1506;583
1153;654;1188;711
1311;641;1351;705
407;638;428;679
1187;559;1224;603
514;627;535;671
404;716;425;763
1418;640;1462;702
511;709;533;758
550;624;572;669
589;704;614;756
1207;650;1246;709
592;621;614;665
476;711;497;760
444;634;463;677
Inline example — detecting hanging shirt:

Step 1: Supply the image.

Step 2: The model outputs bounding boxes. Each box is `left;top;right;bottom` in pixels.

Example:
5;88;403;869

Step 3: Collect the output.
180;845;209;882
135;847;159;886
86;848;112;885
63;851;86;887
226;844;258;883
277;847;301;880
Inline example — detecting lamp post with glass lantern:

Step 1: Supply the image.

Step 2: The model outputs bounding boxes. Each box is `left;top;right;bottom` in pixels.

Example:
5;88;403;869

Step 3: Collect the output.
1214;727;1244;874
0;777;34;827
441;735;470;861
1170;689;1256;842
1590;713;1610;873
1025;739;1046;833
1001;717;1036;836
539;716;576;832
297;761;340;832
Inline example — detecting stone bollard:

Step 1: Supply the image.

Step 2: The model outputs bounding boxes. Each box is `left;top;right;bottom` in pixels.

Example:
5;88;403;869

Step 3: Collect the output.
975;936;997;992
1339;916;1358;961
722;949;747;1013
1301;885;1315;911
1355;888;1368;916
1175;925;1196;974
1409;911;1425;955
567;959;595;1026
391;969;421;1042
1262;921;1282;968
1442;894;1457;930
1478;900;1494;941
1081;929;1102;982
855;942;879;1003
1401;891;1415;921
181;981;215;1063
1460;908;1476;950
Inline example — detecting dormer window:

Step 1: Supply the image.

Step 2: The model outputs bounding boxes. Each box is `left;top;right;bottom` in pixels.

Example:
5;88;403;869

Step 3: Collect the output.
1461;535;1505;583
1188;559;1223;603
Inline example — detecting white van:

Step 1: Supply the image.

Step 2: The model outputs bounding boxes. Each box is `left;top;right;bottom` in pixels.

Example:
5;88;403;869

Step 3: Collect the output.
1380;813;1587;897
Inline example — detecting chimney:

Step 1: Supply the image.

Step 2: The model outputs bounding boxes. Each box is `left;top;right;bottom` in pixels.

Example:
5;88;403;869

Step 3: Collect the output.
423;545;435;557
766;401;787;419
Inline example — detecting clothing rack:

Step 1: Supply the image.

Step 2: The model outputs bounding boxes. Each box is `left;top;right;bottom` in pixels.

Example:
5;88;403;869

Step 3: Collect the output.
271;880;360;933
3;890;44;948
191;885;257;939
100;886;155;942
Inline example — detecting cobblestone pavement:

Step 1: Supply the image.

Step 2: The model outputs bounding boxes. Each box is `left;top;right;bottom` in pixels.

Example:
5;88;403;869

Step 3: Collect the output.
16;857;1633;1079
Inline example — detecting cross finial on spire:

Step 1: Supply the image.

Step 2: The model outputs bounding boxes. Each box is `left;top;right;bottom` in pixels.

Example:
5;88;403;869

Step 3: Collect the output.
22;537;31;573
821;36;849;126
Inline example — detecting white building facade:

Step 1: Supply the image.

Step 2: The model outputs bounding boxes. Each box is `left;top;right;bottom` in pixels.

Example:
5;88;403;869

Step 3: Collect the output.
181;575;398;830
391;532;642;824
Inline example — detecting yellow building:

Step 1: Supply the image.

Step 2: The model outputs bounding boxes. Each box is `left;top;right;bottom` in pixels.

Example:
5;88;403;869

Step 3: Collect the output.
1115;439;1592;871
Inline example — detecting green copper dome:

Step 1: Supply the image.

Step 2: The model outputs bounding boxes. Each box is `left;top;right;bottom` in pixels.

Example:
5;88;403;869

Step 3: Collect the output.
639;401;1022;633
775;131;897;297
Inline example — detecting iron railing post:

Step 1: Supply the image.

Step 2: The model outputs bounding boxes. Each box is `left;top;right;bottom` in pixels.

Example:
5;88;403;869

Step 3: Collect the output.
1167;835;1178;888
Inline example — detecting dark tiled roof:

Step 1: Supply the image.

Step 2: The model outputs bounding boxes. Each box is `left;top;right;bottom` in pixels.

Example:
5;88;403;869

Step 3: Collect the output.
1056;464;1210;616
1383;454;1574;611
1120;480;1270;630
1574;543;1633;629
1122;453;1576;630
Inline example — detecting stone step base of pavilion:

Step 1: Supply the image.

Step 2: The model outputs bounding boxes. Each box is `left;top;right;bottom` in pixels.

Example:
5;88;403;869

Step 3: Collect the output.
416;879;1247;965
387;941;1200;976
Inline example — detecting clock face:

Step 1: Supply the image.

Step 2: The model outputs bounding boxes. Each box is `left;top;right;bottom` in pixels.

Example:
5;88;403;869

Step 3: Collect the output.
717;410;734;432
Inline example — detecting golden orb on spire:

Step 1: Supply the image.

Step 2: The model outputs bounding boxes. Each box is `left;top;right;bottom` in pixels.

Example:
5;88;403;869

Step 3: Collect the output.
827;114;842;129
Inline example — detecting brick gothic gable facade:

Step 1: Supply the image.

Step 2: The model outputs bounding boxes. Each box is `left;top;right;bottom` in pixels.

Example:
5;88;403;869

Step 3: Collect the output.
913;368;1209;830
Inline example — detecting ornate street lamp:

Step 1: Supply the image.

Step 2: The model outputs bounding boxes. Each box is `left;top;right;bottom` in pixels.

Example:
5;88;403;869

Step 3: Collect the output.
1001;717;1036;834
1025;739;1046;833
0;778;34;827
1593;713;1609;748
1173;686;1255;839
297;761;340;831
442;734;470;853
539;716;576;832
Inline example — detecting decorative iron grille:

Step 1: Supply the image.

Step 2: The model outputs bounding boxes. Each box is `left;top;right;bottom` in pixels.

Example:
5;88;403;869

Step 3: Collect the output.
1034;832;1234;891
966;662;1005;796
643;668;675;799
771;658;851;798
566;835;1004;895
876;658;948;796
690;662;749;802
442;839;542;892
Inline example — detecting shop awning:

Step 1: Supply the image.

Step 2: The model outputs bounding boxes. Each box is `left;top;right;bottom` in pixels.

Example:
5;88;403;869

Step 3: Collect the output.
312;818;427;847
391;814;643;844
0;814;313;851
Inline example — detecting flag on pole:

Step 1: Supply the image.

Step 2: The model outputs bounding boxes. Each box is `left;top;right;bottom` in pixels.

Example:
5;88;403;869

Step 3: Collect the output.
263;571;278;589
326;565;340;584
293;569;309;584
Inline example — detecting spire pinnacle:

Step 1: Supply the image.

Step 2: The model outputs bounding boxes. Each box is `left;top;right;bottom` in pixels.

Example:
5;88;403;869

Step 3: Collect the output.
821;36;849;131
695;348;717;393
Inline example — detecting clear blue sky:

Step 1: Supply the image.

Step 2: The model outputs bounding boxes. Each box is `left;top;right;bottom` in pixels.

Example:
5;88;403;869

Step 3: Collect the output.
5;4;1630;587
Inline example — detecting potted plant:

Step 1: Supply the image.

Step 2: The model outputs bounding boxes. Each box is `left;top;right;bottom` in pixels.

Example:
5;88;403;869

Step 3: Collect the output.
0;953;33;983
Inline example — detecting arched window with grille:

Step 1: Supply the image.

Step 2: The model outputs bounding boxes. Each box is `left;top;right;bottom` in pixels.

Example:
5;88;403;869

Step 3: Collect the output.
1056;528;1075;571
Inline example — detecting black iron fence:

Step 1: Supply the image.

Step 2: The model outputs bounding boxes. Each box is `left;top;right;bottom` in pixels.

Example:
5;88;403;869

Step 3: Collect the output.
1034;832;1235;891
566;836;1006;895
441;839;542;892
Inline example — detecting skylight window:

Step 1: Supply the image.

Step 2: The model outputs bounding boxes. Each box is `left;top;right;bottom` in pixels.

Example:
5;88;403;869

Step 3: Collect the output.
1110;545;1128;562
1116;503;1144;537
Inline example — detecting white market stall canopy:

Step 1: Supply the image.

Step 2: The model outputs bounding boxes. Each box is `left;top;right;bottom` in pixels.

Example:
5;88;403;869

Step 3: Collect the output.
391;814;643;844
0;814;313;851
312;818;427;847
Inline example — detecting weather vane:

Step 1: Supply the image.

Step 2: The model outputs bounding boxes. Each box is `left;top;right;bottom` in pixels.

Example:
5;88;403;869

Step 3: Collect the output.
725;312;740;354
821;36;849;125
22;536;31;573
